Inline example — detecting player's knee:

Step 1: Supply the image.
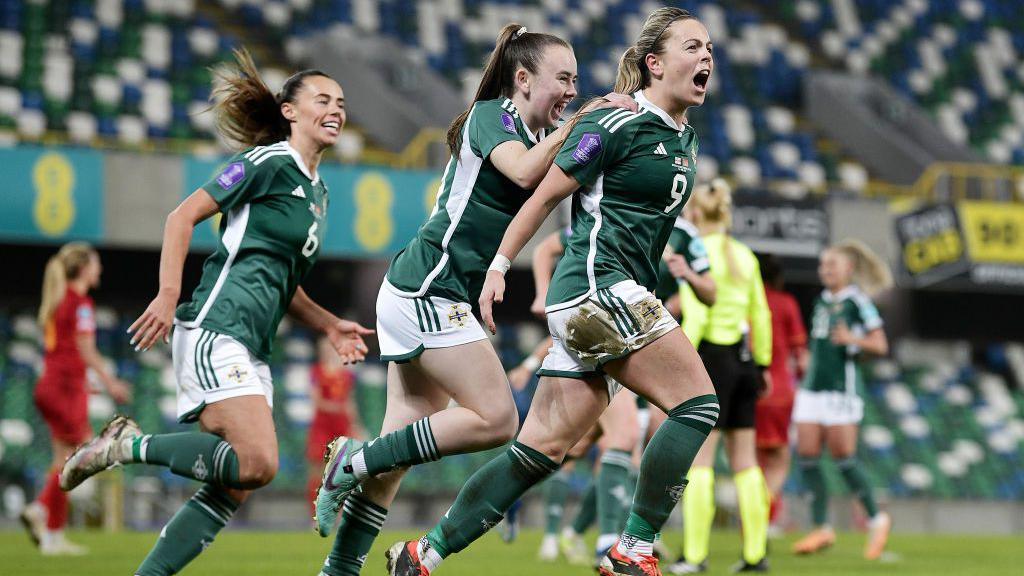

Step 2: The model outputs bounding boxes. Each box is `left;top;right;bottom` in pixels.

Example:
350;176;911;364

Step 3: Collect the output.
239;450;279;488
493;404;520;445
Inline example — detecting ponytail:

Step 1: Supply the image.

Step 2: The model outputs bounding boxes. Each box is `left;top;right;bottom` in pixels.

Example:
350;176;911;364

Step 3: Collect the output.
38;242;96;328
446;24;569;157
693;178;743;283
834;239;893;297
614;46;645;94
210;48;334;150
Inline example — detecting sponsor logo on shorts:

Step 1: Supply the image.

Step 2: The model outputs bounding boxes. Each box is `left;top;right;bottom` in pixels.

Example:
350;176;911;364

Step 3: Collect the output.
500;112;517;134
216;162;245;190
572;133;602;164
448;303;471;329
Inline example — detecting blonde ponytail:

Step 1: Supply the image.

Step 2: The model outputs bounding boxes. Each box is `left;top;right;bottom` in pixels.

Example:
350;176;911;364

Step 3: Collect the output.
614;46;645;94
834;239;893;296
693;178;743;282
38;242;97;328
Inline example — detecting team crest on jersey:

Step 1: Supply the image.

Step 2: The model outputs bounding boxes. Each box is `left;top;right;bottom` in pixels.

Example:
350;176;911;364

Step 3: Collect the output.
572;133;602;164
216;162;245;190
448;304;471;328
500;112;517;134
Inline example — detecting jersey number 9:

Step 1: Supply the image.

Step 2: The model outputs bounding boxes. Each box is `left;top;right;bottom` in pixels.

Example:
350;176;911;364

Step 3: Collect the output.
664;174;687;214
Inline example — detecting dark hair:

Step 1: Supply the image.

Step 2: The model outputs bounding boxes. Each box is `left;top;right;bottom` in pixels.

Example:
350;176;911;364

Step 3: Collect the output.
446;24;570;157
210;48;334;149
759;253;784;290
615;7;696;93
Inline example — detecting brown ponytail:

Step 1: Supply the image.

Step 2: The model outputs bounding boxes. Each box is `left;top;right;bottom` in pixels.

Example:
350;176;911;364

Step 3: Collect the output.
38;242;96;328
446;24;570;157
834;239;893;296
210;48;334;150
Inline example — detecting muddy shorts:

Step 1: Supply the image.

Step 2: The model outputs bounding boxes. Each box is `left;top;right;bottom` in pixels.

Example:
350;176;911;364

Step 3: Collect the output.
538;280;678;396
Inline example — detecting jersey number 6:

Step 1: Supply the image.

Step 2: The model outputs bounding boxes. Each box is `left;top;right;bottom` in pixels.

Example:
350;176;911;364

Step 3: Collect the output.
302;221;319;257
664;173;687;214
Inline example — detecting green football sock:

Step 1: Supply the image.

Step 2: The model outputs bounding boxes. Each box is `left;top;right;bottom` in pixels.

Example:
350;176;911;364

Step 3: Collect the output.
836;457;879;518
544;470;571;535
682;466;714;564
571;480;597;535
799;457;828;526
597;449;633;545
424;441;558;560
623;395;718;551
322;492;388;576
734;466;769;564
135;485;239;575
359;417;439;477
132;433;241;488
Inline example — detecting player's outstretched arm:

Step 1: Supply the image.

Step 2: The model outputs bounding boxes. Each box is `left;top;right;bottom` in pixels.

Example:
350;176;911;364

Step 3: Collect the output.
129;189;220;351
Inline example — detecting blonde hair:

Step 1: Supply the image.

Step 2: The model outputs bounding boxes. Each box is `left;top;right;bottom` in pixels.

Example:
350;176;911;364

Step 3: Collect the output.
693;178;744;282
614;7;696;94
38;242;96;328
832;239;893;296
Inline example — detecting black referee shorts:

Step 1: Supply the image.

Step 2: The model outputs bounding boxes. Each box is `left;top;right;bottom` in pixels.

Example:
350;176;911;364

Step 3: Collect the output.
697;341;761;430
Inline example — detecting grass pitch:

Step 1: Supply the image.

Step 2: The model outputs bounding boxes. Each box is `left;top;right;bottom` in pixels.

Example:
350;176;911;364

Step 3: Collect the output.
1;528;1019;575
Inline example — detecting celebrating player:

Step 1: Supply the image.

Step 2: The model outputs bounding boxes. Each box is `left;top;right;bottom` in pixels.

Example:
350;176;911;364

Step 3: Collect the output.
385;8;717;576
792;240;893;560
755;254;807;536
311;23;636;576
58;49;372;576
21;242;131;556
670;179;772;574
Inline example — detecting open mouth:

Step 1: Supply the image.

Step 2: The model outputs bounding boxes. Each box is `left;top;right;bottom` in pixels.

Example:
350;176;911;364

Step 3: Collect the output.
553;102;568;118
693;69;711;91
322;120;341;135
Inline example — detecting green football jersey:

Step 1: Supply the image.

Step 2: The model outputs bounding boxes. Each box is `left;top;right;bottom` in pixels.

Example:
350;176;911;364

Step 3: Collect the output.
546;91;699;311
803;285;883;394
654;216;710;301
386;98;545;304
176;141;328;362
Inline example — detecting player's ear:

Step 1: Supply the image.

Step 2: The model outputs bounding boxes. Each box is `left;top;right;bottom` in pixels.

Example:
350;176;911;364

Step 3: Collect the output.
645;52;663;78
280;101;297;123
515;67;530;95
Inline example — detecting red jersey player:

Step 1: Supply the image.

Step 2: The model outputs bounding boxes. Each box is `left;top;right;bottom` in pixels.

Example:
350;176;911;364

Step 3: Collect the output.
306;337;363;508
21;243;130;555
755;254;807;535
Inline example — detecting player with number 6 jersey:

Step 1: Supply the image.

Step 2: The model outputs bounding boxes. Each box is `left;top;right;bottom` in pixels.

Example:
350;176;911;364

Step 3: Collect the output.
59;49;372;576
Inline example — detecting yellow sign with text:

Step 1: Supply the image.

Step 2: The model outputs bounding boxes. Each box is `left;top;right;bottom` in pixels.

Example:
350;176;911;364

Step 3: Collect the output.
959;202;1024;264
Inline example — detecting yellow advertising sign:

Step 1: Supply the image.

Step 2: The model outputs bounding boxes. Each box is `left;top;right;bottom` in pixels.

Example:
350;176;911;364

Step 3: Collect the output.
959;201;1024;264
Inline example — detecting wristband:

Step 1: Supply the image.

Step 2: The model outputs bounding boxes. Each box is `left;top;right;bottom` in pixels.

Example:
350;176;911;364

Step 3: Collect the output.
521;355;541;372
488;254;512;275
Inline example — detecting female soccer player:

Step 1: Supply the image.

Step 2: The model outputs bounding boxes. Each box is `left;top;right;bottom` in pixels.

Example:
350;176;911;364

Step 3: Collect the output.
386;8;717;576
307;337;363;511
670;179;772;574
58;49;371;576
311;23;636;576
755;254;807;536
21;242;130;555
791;240;892;560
